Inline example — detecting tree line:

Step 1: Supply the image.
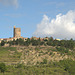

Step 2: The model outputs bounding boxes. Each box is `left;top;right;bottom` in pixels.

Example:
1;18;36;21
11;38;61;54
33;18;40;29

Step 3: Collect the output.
0;37;75;49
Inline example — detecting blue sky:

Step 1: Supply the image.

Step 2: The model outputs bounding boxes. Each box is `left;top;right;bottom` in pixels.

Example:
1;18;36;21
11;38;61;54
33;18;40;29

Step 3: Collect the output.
0;0;75;39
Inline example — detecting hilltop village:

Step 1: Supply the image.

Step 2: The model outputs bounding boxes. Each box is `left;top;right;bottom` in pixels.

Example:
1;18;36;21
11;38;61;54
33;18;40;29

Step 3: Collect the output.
0;26;60;46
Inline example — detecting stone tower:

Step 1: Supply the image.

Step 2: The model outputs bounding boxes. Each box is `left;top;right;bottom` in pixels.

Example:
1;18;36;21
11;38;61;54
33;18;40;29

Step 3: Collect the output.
13;26;21;38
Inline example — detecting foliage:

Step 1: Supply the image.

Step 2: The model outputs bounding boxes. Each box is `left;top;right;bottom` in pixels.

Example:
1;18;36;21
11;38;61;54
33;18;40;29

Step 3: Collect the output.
49;52;53;55
40;59;47;64
0;63;6;73
24;38;31;46
0;47;21;63
1;40;5;46
0;46;74;75
56;46;69;54
58;59;75;75
1;37;75;51
0;59;74;75
16;63;24;68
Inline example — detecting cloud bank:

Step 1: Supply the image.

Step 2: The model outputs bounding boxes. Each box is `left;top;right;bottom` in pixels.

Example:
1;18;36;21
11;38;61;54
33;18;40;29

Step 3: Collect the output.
33;10;75;39
0;0;18;8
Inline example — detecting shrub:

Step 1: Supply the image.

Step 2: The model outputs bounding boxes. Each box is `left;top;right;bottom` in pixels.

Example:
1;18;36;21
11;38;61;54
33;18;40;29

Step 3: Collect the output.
40;59;47;64
16;63;24;68
1;40;5;46
49;52;53;55
0;63;6;73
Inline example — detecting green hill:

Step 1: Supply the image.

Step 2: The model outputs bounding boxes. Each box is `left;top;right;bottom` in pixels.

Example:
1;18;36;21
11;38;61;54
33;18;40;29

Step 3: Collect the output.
0;46;75;75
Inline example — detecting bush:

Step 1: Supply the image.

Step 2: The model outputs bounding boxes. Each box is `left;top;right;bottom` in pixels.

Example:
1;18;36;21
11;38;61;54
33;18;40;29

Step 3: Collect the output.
59;59;75;75
1;40;5;46
56;46;69;54
40;59;47;64
0;63;6;73
16;63;24;68
49;52;53;55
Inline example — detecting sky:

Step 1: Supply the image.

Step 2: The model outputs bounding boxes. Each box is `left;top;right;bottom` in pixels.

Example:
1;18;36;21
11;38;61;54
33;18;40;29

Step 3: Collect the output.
0;0;75;39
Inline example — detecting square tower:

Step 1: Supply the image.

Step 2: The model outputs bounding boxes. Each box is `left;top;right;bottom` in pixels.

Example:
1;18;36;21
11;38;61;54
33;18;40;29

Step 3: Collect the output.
13;26;21;38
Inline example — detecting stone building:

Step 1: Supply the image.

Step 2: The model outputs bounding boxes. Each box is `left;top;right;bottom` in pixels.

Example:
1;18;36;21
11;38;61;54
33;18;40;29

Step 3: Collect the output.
13;26;21;38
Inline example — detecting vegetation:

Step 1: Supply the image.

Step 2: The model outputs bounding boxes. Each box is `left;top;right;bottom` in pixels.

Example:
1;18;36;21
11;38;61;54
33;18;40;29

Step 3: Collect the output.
1;37;75;50
0;37;75;75
1;40;5;46
0;63;6;73
0;47;22;65
0;59;74;75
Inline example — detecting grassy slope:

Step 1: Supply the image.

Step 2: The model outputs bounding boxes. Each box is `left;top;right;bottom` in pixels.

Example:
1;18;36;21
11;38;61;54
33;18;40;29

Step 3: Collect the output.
0;46;75;75
0;47;22;65
0;64;69;75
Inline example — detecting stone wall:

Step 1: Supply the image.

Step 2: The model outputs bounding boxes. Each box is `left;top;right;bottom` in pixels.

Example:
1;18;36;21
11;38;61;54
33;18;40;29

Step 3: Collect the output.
14;26;21;38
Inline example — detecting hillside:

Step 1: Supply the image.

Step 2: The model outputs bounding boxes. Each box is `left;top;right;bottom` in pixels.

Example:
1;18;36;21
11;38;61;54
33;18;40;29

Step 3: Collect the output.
0;46;75;65
0;46;75;75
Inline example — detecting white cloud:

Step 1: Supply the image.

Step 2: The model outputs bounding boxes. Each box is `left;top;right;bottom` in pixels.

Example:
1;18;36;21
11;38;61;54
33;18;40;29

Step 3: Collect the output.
0;0;18;8
33;10;75;39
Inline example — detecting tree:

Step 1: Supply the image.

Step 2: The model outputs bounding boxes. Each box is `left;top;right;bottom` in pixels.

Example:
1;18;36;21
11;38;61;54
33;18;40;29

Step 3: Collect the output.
0;63;6;73
8;41;13;46
64;39;75;49
24;38;30;46
40;41;44;45
32;40;38;46
12;39;16;45
37;37;41;46
1;40;5;46
18;38;24;45
49;37;53;41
